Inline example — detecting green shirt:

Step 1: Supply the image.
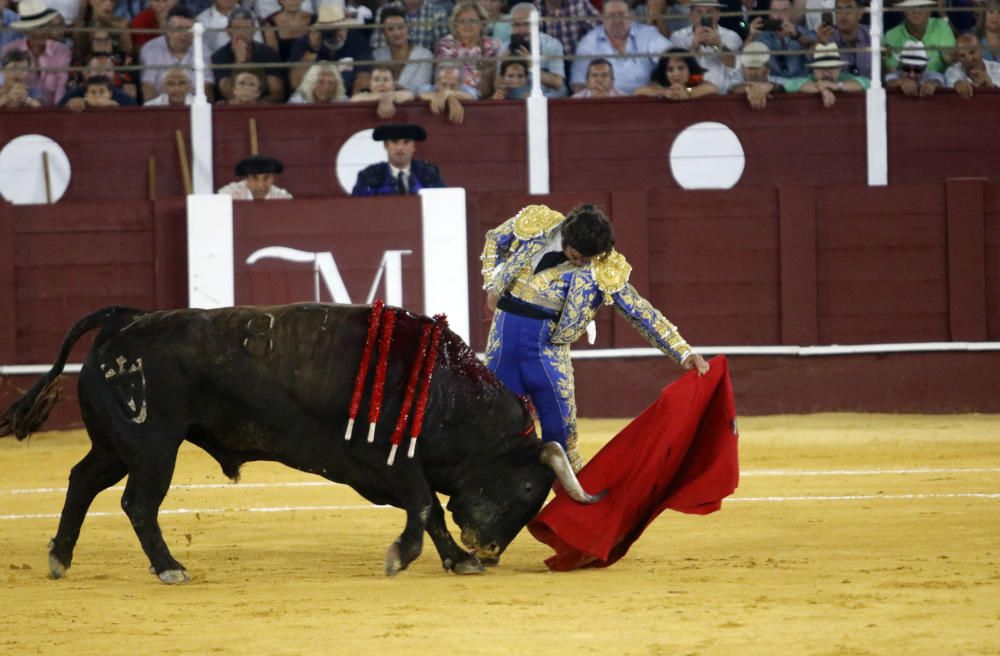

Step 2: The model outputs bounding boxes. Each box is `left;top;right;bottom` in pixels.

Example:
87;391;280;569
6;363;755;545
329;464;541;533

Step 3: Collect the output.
884;18;956;73
784;72;872;93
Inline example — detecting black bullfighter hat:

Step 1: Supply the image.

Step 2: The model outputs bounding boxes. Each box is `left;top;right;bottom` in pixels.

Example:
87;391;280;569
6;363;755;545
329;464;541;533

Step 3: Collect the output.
235;154;284;176
372;124;427;142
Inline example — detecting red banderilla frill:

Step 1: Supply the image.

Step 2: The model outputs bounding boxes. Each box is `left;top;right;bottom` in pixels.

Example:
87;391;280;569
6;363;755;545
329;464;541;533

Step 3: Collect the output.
367;308;397;443
344;300;385;441
406;316;446;460
387;322;433;466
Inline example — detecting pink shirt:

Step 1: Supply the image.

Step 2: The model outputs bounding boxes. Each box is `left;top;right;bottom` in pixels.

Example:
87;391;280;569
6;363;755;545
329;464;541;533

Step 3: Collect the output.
1;38;72;107
434;34;501;91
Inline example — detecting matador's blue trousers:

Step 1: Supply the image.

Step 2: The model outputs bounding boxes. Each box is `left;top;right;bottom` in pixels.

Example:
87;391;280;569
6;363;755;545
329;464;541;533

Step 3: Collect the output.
484;310;582;471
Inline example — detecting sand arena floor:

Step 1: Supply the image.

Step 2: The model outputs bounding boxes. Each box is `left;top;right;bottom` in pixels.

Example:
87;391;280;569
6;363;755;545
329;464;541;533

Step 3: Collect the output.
1;414;998;656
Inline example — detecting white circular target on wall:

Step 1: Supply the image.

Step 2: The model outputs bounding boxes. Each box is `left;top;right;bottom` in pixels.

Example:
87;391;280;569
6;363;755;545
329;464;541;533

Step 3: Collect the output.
335;129;388;194
0;135;72;204
669;122;745;190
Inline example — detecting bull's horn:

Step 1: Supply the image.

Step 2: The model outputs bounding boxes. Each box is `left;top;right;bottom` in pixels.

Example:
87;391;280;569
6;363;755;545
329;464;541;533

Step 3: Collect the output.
539;442;606;504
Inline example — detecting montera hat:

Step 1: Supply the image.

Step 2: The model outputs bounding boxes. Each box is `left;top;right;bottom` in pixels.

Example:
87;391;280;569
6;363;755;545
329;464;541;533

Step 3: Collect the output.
741;41;771;68
898;40;929;68
11;0;60;29
372;124;428;142
235;154;285;176
808;43;848;68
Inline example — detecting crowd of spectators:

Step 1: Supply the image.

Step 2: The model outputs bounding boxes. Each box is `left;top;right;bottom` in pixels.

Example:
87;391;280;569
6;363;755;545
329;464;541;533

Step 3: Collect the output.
0;0;998;112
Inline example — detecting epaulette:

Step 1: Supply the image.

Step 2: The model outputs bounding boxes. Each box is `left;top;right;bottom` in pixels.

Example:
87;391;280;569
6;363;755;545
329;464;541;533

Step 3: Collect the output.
513;205;565;240
592;250;632;298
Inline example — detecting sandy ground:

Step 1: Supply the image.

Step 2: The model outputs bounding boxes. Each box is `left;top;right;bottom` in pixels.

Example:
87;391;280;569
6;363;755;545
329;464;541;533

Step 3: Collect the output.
1;414;999;656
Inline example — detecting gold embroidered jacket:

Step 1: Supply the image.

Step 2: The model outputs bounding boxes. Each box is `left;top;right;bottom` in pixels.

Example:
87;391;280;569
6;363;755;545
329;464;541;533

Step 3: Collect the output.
481;205;693;363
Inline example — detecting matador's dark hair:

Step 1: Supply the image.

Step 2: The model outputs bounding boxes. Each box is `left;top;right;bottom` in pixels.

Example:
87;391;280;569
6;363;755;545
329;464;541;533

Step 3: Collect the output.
561;204;615;257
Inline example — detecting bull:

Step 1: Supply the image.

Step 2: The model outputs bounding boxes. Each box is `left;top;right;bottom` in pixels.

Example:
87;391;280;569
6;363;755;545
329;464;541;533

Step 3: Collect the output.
0;304;602;583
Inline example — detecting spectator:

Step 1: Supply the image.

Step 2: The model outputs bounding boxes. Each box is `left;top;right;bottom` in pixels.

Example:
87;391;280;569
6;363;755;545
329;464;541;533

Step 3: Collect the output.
113;0;146;22
483;0;511;43
503;2;566;98
287;60;347;102
218;154;293;199
885;40;945;96
946;32;1000;97
181;0;214;16
70;29;137;99
60;53;140;108
76;0;134;58
288;62;347;105
224;69;265;103
533;0;599;67
884;0;956;73
352;123;446;196
794;0;835;33
44;0;83;25
140;6;214;101
0;50;42;107
261;0;314;62
288;4;371;94
2;1;23;50
570;0;671;95
78;74;120;107
747;0;811;79
1;0;72;106
435;0;502;98
631;0;671;39
372;5;434;93
212;9;284;102
197;0;264;55
815;0;870;79
571;57;622;97
492;58;530;98
728;41;788;110
370;0;450;52
668;0;743;93
131;0;179;54
350;64;415;117
979;0;1000;62
143;64;195;103
635;48;719;99
786;42;869;107
417;60;477;124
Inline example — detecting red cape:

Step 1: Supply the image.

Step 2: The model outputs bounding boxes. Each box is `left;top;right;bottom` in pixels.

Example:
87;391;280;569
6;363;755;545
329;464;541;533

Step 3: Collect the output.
527;355;740;571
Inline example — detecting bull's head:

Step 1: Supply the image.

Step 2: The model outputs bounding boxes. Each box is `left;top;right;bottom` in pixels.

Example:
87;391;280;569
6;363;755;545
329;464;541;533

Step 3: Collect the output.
447;441;604;563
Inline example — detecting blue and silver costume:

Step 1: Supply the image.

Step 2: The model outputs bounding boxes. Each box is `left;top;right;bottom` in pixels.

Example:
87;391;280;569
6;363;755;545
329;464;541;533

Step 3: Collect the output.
481;205;695;471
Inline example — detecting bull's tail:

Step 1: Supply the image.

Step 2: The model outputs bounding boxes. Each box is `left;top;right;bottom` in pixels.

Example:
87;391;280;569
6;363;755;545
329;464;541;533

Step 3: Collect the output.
0;306;142;440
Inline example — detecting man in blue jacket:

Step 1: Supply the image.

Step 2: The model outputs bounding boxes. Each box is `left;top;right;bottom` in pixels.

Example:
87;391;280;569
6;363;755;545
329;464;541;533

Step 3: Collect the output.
351;123;445;196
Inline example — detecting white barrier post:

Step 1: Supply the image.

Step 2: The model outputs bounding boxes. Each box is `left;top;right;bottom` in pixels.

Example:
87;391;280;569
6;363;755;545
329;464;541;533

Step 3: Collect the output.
190;22;214;194
866;0;888;186
187;194;234;308
419;188;470;343
526;8;550;194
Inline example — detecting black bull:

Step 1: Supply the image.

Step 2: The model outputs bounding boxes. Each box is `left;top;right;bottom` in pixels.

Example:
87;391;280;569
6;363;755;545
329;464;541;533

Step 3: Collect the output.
0;304;602;583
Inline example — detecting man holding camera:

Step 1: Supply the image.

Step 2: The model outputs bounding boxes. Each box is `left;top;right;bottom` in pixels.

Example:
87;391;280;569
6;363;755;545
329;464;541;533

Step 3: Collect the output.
501;2;566;98
668;0;744;92
746;0;814;78
288;4;372;94
814;0;871;79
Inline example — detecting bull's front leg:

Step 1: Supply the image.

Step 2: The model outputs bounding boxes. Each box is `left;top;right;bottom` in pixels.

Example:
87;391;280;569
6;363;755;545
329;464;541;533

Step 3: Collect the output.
424;496;484;575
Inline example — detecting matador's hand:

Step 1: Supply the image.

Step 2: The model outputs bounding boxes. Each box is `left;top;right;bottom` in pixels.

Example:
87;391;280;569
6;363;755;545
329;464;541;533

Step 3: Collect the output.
683;353;710;376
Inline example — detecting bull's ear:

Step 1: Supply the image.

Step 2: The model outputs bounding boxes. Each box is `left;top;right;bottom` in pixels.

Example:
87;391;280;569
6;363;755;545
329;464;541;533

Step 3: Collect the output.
539;442;606;504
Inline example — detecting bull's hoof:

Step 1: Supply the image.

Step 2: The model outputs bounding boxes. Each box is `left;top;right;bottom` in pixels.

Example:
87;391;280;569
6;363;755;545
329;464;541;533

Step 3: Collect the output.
451;556;485;575
384;541;403;577
48;552;68;579
156;568;190;584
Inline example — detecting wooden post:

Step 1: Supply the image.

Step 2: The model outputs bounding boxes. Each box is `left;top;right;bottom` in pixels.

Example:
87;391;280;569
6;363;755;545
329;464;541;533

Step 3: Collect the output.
148;156;157;201
249;118;259;155
41;151;52;204
175;130;193;195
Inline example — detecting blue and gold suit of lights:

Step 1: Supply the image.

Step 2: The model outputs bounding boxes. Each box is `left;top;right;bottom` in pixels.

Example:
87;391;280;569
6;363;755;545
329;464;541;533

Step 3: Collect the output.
481;205;694;471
